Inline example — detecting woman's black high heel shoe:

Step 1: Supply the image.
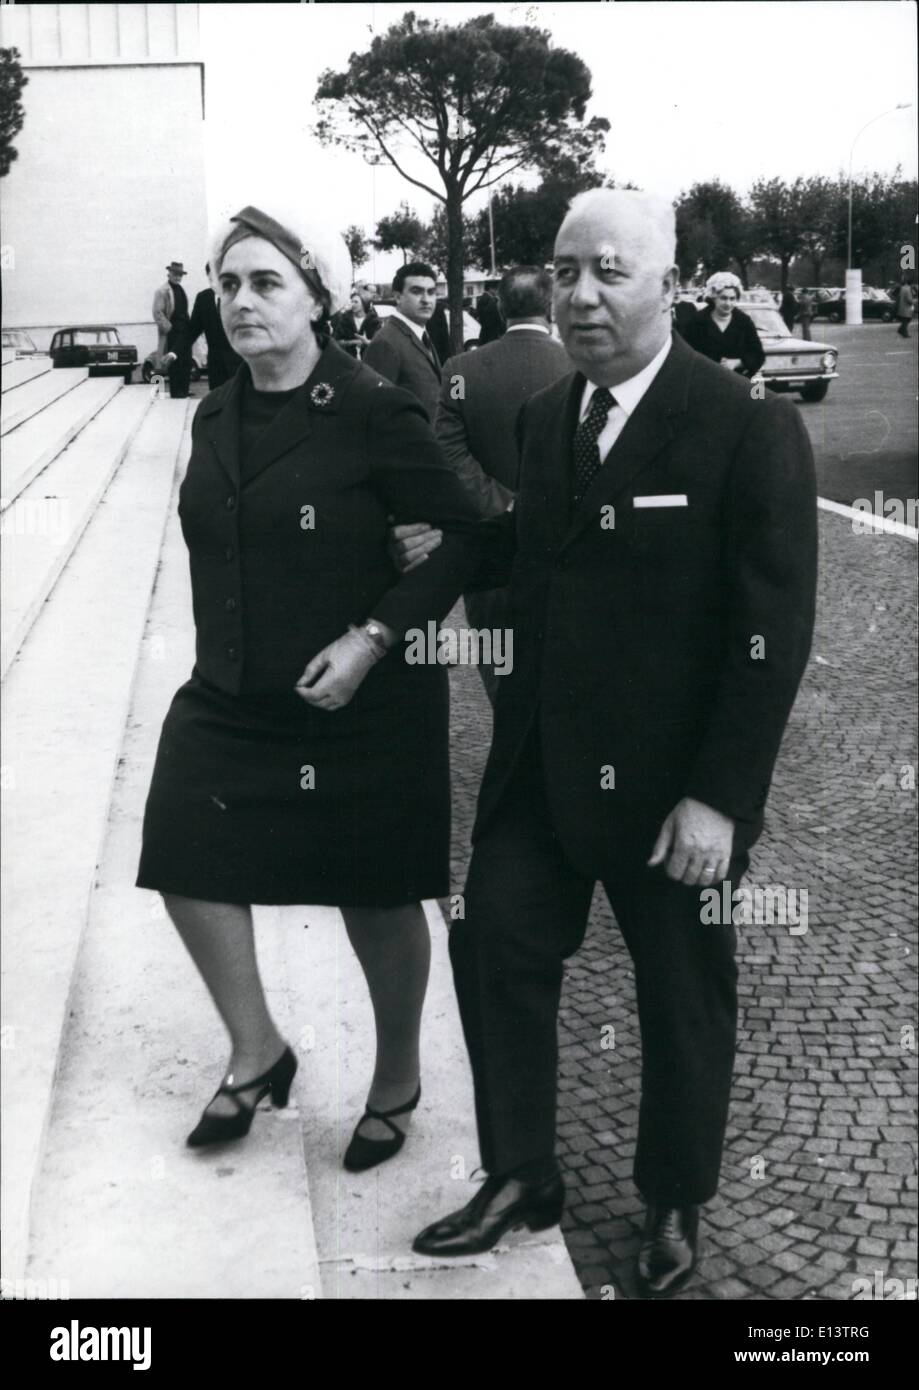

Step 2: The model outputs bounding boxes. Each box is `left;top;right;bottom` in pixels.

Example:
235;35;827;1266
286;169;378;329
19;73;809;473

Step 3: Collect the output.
343;1083;421;1172
186;1045;297;1148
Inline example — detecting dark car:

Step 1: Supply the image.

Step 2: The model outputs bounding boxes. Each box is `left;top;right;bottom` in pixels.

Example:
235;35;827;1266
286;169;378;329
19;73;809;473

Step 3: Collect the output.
810;288;895;323
738;301;839;402
49;326;137;383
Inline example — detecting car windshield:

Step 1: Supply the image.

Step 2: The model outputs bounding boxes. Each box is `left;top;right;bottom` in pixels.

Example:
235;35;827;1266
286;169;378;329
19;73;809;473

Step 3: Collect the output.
72;329;120;345
742;307;789;337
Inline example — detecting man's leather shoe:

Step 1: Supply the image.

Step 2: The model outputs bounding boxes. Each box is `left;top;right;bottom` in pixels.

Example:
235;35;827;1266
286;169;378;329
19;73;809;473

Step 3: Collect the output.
413;1173;565;1256
635;1204;699;1297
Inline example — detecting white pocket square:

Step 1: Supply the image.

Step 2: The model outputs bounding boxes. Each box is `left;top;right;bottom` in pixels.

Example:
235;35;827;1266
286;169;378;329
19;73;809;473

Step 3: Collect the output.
633;494;688;509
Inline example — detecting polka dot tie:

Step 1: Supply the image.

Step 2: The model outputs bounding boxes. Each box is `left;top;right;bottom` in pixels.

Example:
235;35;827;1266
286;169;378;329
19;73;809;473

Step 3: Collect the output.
572;387;615;503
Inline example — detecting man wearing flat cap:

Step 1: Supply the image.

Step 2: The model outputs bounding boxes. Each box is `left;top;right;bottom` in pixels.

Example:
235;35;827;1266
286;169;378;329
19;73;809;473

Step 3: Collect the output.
152;261;193;399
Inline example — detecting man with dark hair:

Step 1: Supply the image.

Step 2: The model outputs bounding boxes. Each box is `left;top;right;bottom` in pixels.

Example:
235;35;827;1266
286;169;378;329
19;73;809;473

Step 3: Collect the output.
152;260;194;399
431;265;569;701
363;261;442;420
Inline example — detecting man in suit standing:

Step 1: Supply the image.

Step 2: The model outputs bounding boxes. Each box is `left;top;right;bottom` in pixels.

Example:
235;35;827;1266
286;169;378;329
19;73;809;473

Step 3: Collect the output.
407;189;817;1296
363;262;442;421
434;265;570;701
671;287;699;339
474;282;506;344
188;264;242;391
152;260;193;399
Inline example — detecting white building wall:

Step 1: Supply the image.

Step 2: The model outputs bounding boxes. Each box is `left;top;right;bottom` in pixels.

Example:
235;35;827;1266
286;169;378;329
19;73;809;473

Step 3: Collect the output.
0;4;207;359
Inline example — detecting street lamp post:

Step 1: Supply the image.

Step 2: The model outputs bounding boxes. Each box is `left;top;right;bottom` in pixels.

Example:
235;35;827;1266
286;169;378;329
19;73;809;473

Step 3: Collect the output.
846;103;912;324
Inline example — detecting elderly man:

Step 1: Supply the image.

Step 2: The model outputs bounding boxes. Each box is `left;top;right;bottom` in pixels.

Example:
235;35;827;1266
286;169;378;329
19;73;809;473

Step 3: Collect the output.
152;260;193;399
404;190;817;1296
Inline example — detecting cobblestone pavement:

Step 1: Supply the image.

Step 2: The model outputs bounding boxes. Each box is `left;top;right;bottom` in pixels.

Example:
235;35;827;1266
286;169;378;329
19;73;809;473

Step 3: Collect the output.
441;509;917;1300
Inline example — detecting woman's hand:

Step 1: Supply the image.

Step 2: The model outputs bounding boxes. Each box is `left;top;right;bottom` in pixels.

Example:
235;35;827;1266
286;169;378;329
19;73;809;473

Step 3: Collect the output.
295;630;380;710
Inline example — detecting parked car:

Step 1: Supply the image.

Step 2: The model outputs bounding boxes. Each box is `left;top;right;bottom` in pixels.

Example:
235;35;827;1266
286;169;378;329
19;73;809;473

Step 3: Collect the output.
738;301;839;402
141;346;207;385
49;326;137;383
811;287;895;323
1;328;44;358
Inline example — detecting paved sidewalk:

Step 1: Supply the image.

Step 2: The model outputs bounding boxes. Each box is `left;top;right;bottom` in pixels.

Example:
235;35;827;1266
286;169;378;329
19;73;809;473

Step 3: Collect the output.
443;509;918;1300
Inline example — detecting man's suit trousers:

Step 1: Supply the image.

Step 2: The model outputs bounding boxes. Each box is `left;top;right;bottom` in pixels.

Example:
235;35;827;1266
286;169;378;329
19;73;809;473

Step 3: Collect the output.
449;732;748;1206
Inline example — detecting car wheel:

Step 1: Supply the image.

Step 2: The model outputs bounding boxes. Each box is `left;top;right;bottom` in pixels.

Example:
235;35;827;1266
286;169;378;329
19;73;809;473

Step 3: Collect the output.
123;370;134;385
881;310;893;323
830;308;844;323
141;360;155;384
800;380;829;403
190;362;202;382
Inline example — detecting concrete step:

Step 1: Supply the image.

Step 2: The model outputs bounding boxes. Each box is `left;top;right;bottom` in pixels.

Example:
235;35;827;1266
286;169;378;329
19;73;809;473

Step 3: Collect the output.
0;396;190;1285
275;900;584;1298
1;385;159;679
0;376;123;508
2;357;53;392
0;367;88;436
24;480;323;1297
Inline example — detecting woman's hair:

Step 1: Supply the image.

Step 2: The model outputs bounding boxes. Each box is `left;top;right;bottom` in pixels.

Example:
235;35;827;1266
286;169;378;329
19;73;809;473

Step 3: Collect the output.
209;199;352;342
704;271;743;302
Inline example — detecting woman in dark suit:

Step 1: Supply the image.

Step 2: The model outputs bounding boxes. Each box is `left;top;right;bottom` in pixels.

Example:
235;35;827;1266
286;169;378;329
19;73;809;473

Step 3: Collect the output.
332;288;381;358
685;271;765;378
137;201;477;1170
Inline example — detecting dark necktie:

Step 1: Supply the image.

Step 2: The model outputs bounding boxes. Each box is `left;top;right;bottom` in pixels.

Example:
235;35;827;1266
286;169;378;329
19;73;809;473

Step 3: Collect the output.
421;330;438;368
572;386;615;502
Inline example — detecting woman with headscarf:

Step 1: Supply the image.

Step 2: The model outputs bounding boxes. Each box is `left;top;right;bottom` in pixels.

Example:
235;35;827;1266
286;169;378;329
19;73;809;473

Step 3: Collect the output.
136;199;479;1171
332;286;381;358
685;271;766;378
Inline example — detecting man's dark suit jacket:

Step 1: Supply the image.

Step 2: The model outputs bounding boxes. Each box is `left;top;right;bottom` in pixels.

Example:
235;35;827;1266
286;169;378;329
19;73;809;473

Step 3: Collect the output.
363;315;442;422
465;332;817;876
436;328;571;516
672;299;700;339
188;288;242;390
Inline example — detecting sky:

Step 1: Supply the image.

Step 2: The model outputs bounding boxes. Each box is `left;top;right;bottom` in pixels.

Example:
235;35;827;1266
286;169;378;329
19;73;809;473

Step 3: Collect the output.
199;1;918;282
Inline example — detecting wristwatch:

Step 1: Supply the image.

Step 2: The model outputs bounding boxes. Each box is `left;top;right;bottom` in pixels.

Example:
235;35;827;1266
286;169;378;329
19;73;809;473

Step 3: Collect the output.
350;620;389;660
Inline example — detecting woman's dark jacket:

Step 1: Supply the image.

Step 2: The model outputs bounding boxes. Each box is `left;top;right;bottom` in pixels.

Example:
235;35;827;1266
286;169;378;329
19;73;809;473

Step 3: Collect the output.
332;307;381;357
685;305;766;378
178;340;478;695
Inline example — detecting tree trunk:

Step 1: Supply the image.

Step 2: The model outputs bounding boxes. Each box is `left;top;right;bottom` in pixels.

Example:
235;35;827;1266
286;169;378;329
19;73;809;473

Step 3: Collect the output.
445;187;465;354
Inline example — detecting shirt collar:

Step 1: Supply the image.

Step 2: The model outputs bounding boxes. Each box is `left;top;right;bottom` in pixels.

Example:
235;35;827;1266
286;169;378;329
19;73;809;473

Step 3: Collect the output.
580;336;672;420
505;322;551;335
390;308;427;341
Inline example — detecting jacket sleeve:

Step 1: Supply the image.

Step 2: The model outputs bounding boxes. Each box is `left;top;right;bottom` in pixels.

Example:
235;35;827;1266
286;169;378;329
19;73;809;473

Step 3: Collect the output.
363;387;513;635
152;287;172;335
188;293;205;346
362;332;401;386
739;312;766;377
434;359;514;519
682;396;817;824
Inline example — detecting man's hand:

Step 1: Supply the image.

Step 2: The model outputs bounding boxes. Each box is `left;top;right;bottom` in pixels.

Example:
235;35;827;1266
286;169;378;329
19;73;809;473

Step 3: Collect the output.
295;630;379;710
648;797;734;886
387;520;443;574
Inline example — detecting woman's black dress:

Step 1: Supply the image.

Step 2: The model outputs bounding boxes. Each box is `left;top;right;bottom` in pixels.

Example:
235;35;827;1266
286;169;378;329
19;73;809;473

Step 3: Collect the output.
136;343;477;908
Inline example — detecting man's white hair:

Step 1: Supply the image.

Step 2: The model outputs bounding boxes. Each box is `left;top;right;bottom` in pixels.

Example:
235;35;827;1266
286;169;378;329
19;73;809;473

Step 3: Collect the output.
561;188;677;268
208;196;352;314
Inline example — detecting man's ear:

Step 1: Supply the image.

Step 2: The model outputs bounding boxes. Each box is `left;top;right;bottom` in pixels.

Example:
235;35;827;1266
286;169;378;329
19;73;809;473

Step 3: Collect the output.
663;265;681;306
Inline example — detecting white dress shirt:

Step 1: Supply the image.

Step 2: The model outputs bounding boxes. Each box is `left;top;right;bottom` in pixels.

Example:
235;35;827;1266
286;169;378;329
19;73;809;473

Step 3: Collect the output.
390;307;428;341
505;322;551;335
579;336;672;464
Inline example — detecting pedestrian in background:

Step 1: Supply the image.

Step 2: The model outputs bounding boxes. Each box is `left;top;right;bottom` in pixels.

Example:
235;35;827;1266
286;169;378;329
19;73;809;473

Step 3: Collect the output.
779;287;798;334
474;283;505;344
798;288;815;341
152;260;193;399
188;264;243;390
332;287;381;358
894;280;916;338
363;262;442;420
685;271;766;377
432;265;570;703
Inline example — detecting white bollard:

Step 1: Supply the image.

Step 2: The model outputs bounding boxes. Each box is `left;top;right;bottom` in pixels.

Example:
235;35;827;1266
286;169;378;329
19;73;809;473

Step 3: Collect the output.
845;268;863;325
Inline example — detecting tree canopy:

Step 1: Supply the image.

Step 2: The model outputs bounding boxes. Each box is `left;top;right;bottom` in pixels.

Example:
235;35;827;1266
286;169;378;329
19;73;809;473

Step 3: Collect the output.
0;48;28;179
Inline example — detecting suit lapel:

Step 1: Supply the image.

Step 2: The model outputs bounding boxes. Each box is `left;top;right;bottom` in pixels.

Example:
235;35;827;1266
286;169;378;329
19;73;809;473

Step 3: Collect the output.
390;316;441;379
559;336;695;553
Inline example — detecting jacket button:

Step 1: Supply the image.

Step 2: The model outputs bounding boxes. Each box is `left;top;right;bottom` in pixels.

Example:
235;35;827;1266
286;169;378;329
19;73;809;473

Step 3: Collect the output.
225;597;237;612
225;546;234;562
226;495;237;510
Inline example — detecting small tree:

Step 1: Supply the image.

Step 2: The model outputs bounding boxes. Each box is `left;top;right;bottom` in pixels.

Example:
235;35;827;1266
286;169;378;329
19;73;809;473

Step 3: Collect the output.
342;225;370;277
374;201;426;264
675;181;757;284
316;10;607;351
0;48;28;179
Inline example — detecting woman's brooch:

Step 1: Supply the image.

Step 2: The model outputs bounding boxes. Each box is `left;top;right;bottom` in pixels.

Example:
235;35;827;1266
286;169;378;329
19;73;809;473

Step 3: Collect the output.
310;382;335;408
